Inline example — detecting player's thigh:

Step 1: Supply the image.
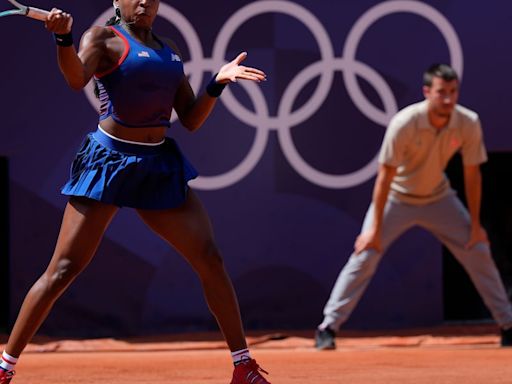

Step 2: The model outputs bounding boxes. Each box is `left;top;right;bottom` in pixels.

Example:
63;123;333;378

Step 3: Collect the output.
47;197;119;274
136;190;220;265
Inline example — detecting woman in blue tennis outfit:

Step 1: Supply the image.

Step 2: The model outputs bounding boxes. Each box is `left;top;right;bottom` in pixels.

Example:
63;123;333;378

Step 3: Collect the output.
0;1;270;384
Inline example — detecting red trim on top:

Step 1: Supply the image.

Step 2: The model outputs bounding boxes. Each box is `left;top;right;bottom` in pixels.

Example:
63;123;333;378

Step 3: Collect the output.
94;26;130;78
231;349;249;356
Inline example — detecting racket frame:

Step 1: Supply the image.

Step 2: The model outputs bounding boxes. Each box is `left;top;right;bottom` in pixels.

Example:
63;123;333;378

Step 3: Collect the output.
1;0;49;21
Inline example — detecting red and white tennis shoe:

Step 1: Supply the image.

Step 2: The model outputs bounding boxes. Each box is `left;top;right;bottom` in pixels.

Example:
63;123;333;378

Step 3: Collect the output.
0;368;14;384
230;358;270;384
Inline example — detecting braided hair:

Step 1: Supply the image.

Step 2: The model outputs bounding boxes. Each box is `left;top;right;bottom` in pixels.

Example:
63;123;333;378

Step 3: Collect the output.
107;6;122;26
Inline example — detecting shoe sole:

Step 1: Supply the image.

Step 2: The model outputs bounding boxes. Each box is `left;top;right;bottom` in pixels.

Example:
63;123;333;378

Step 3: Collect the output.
315;343;336;350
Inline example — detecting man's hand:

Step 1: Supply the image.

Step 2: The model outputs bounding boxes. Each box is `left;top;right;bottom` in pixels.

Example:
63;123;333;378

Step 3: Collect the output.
465;224;489;250
354;228;382;254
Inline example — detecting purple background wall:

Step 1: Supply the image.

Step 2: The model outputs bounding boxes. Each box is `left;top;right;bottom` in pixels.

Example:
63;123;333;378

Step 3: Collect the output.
1;0;510;336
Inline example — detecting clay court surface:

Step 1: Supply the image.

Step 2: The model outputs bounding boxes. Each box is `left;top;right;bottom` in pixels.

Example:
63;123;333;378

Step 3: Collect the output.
2;325;511;383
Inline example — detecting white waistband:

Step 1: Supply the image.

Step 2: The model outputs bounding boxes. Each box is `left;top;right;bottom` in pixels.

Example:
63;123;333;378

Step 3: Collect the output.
97;125;165;146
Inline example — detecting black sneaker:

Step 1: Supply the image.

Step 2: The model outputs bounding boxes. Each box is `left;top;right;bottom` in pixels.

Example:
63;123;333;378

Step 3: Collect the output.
501;327;512;347
315;327;336;350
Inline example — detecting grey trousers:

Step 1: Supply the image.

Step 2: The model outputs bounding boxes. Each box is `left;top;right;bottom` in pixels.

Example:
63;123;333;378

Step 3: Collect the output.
320;194;512;331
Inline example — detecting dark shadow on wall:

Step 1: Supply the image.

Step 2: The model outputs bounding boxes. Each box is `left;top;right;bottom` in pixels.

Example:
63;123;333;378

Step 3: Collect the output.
444;152;512;322
10;181;156;338
0;157;9;333
235;266;326;330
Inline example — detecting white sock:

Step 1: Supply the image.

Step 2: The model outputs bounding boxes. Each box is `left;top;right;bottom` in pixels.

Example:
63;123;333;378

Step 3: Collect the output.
231;348;251;365
318;324;334;332
0;351;18;371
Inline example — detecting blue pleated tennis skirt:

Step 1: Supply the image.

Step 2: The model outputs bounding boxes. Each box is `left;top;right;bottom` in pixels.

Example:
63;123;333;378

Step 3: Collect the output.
61;128;198;209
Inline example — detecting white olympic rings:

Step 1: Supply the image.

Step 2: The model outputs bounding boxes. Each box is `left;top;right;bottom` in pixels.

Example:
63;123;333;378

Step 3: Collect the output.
85;0;463;190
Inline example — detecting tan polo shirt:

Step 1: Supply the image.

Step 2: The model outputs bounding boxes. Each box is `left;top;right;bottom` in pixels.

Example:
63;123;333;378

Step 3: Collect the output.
378;100;487;205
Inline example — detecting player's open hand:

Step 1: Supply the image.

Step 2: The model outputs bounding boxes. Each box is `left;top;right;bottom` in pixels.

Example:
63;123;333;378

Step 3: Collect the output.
215;52;266;84
45;8;73;34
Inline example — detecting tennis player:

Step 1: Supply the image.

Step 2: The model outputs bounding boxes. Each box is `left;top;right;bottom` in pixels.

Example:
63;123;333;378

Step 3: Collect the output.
0;1;271;383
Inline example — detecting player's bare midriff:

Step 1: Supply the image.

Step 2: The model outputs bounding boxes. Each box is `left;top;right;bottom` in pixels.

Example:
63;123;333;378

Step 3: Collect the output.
100;117;167;144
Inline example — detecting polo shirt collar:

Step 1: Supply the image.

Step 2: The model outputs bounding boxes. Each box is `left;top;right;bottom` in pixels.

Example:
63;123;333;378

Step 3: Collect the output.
417;99;458;131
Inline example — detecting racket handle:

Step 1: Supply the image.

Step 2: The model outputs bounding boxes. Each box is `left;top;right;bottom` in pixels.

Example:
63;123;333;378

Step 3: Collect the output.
26;6;48;21
26;7;73;31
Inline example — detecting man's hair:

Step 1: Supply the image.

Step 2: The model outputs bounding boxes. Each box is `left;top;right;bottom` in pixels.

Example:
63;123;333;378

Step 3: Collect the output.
423;64;458;86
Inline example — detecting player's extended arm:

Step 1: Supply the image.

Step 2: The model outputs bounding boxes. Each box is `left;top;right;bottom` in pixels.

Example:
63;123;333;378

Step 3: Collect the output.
173;52;266;132
46;9;106;90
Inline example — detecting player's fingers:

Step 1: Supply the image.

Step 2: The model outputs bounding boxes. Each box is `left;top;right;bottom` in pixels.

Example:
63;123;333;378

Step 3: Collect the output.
59;13;72;31
235;73;263;82
233;51;248;65
47;7;63;19
240;68;266;81
66;15;74;31
47;10;73;34
244;67;266;77
46;9;64;26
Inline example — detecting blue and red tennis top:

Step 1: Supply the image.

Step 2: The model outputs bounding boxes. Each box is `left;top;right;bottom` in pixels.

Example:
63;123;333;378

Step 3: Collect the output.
94;25;184;128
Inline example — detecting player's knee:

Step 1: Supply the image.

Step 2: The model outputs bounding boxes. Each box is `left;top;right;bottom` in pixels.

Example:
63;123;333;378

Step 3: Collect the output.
44;259;84;295
194;240;225;275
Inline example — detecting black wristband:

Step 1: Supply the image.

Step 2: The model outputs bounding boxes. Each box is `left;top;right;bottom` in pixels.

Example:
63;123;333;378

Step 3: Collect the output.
206;74;227;98
54;32;73;47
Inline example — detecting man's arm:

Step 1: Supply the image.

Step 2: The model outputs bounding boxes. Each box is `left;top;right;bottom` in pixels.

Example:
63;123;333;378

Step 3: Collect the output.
463;164;489;249
354;164;396;254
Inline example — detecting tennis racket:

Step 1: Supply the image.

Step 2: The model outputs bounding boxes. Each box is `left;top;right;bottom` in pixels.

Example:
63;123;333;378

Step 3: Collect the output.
0;0;49;21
